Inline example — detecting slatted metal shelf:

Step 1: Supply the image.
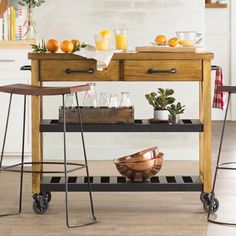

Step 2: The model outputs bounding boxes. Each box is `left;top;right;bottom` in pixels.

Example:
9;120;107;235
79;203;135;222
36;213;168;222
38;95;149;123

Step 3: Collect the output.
40;119;203;132
41;175;202;192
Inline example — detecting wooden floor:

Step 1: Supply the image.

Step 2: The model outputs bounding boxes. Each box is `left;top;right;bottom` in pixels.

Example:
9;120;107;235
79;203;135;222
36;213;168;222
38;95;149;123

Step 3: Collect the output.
1;121;236;236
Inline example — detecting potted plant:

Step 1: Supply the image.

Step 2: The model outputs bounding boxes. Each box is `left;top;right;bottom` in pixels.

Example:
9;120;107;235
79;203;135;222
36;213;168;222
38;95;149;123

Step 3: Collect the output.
145;88;175;121
167;102;185;124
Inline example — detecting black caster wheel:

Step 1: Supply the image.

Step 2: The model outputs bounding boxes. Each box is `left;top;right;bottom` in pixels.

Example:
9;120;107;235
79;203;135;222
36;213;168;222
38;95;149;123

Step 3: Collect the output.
42;192;52;203
200;192;212;203
203;196;219;214
32;193;49;214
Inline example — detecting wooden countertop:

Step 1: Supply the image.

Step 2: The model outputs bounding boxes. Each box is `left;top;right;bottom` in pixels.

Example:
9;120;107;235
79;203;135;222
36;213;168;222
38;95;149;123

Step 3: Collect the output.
28;51;214;60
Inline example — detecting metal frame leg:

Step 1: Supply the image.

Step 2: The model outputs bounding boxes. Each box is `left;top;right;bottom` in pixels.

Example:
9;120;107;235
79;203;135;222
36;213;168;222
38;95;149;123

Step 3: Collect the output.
19;95;27;213
75;93;98;224
0;94;13;168
207;93;236;225
0;94;26;217
62;94;98;228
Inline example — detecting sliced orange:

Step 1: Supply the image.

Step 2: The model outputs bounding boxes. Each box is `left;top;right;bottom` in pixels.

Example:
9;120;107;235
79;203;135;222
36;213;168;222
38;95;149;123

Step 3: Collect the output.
99;29;112;39
167;37;179;47
155;35;167;45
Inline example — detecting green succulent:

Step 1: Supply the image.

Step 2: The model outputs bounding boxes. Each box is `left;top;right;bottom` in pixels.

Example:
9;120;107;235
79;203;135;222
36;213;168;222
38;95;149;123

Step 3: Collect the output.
167;102;185;117
145;88;175;110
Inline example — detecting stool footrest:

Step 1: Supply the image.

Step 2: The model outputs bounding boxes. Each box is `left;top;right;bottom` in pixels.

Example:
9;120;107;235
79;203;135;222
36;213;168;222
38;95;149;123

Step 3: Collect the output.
0;161;86;174
217;161;236;170
208;218;236;225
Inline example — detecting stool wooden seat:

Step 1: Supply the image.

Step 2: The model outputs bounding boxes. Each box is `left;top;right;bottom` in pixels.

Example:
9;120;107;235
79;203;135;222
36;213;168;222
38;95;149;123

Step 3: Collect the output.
0;83;90;96
0;83;98;228
217;85;236;93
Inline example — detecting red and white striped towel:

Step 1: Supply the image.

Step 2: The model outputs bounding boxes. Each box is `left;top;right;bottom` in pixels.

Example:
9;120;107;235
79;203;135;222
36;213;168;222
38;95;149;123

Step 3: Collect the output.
212;67;226;110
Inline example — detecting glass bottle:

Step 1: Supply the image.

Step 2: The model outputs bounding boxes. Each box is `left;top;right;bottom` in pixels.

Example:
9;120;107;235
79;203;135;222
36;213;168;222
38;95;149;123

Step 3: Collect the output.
119;92;132;107
65;94;76;108
98;92;109;107
83;83;98;107
108;93;118;108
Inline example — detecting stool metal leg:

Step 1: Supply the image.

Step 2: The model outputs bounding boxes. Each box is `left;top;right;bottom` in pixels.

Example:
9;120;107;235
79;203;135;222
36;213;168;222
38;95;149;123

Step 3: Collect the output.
75;93;98;223
207;92;236;225
62;94;98;228
0;94;26;217
19;95;27;213
0;94;13;169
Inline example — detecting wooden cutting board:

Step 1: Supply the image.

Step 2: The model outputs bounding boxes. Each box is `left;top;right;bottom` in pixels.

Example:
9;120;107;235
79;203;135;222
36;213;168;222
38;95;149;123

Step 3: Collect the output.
135;46;205;53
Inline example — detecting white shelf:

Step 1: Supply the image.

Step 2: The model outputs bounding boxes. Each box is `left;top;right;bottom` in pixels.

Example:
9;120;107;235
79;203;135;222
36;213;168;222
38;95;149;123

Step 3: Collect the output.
0;40;36;49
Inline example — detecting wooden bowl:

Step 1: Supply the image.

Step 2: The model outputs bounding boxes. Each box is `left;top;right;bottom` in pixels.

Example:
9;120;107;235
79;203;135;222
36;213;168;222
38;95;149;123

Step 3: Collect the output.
113;147;164;182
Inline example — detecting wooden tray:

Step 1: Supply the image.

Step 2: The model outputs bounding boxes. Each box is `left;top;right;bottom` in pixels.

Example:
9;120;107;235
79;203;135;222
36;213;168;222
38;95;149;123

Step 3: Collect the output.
59;106;134;123
135;46;205;53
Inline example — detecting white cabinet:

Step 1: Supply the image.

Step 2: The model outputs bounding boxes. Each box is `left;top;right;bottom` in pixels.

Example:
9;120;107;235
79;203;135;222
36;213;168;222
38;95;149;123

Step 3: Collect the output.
0;49;31;156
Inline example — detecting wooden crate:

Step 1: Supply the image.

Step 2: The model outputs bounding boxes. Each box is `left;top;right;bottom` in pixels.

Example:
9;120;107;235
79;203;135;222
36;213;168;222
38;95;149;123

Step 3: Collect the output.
58;106;134;123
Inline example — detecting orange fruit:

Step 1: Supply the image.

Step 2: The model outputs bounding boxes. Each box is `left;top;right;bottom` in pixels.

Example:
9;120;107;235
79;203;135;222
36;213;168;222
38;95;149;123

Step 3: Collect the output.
71;39;80;49
155;35;167;45
167;37;179;47
60;40;74;53
46;39;59;53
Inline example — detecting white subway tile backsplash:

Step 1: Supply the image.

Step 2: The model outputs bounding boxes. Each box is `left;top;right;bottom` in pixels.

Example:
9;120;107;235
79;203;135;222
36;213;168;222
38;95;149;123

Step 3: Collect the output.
103;0;133;9
35;0;204;48
117;11;148;22
133;0;185;9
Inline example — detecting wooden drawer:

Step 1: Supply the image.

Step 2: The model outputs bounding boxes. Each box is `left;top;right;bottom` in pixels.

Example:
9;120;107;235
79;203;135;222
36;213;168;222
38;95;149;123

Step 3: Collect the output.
40;60;119;81
124;60;202;81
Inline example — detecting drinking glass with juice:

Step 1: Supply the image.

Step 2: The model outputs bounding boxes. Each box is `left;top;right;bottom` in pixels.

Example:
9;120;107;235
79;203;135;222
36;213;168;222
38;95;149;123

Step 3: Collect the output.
94;34;109;51
114;29;128;51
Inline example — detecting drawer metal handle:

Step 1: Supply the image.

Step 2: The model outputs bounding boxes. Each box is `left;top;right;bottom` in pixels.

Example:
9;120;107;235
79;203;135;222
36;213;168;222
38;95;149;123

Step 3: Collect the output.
147;68;177;74
20;65;31;71
65;68;94;74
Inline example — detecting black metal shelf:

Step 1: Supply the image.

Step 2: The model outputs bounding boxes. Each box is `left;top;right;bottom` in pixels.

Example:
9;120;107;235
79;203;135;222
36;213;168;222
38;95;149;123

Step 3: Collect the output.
41;175;202;192
40;119;203;133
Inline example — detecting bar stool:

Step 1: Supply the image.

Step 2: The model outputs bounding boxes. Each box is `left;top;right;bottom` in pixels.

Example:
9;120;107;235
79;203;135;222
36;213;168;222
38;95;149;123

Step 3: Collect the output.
0;83;98;228
206;85;236;225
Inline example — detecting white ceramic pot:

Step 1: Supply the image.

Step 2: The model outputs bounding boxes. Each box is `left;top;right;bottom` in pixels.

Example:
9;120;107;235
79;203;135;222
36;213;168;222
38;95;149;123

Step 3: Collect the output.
154;109;169;121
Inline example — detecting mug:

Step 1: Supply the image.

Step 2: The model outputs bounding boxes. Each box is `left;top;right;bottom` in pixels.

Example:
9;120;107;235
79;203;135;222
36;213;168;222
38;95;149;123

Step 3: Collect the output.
176;31;203;47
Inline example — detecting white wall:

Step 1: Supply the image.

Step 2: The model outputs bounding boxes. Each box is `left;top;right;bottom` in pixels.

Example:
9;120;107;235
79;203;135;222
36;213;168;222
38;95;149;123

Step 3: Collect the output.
33;0;205;160
230;0;236;120
34;0;204;50
205;1;231;120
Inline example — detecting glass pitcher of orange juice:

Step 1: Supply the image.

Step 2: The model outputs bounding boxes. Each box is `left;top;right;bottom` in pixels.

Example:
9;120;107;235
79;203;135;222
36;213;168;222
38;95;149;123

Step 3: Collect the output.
114;29;128;51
